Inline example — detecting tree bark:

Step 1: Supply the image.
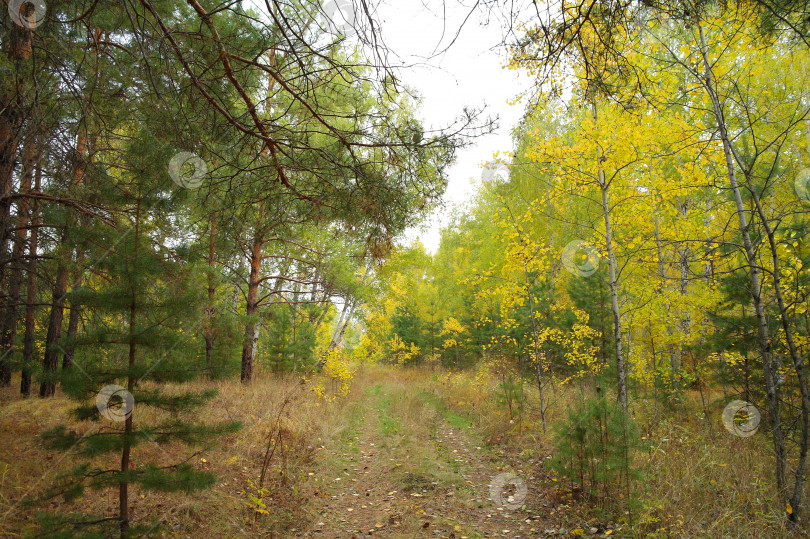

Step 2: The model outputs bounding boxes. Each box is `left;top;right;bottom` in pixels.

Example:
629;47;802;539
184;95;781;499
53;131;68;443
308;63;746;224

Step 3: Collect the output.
654;215;679;380
0;136;34;384
748;175;810;521
602;180;627;414
677;205;691;375
697;22;786;495
20;154;40;396
204;213;216;368
39;264;68;397
39;124;87;396
62;296;81;370
526;273;547;432
240;230;263;383
328;262;371;352
592;102;628;415
0;30;26;282
120;197;141;539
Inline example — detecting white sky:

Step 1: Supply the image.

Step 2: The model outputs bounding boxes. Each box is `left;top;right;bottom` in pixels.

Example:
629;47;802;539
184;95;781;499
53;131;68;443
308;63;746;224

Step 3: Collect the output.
245;0;535;253
373;1;534;252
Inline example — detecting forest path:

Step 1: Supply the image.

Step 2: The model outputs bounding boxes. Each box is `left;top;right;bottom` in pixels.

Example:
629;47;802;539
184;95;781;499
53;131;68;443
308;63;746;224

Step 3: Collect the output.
297;372;550;538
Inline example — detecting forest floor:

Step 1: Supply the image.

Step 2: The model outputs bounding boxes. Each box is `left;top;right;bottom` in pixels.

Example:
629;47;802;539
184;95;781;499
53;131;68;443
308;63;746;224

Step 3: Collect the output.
294;374;560;538
0;364;795;538
0;366;607;538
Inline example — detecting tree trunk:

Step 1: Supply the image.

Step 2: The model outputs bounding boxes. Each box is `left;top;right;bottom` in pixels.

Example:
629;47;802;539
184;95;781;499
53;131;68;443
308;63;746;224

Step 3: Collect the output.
588;101;629;414
232;280;240;311
20;155;41;396
62;297;81;370
591;105;629;415
0;27;27;281
602;180;627;414
0;136;34;384
204;213;217;368
120;198;141;539
749;177;810;522
0;121;18;381
697;22;786;495
526;273;547;432
39;124;86;396
39;264;68;397
654;215;679;380
241;231;263;383
677;215;691;376
0;24;32;320
328;262;371;352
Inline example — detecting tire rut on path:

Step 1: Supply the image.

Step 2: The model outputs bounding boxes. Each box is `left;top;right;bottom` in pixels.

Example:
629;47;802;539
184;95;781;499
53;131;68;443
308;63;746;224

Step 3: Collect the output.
301;409;404;537
298;380;552;538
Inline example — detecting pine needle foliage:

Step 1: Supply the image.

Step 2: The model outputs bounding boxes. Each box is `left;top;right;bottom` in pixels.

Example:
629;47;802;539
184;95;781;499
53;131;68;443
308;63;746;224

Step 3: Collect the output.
30;126;241;538
548;388;642;513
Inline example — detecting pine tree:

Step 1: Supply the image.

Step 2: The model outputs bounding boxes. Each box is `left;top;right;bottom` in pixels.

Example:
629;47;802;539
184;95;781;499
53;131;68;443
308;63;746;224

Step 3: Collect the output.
548;386;642;511
32;126;240;538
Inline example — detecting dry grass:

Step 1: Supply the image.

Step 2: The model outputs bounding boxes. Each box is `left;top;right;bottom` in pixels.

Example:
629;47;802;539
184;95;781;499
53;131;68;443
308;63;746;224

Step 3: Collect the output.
629;391;797;538
2;365;809;538
0;369;371;537
421;368;809;538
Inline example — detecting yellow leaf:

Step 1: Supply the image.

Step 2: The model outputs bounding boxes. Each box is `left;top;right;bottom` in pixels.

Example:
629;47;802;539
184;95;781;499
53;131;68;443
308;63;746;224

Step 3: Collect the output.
787;503;793;514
